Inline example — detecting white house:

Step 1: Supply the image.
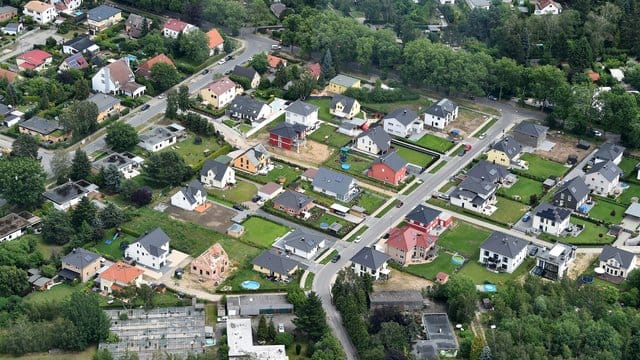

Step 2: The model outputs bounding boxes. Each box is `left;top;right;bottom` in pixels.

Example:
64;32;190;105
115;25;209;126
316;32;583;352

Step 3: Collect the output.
535;242;576;281
138;127;177;152
42;180;97;211
599;245;637;280
532;203;571;236
0;212;40;243
125;228;171;270
281;229;326;260
162;18;196;39
285;100;319;130
439;0;455;4
23;1;57;24
534;0;562;15
200;159;236;189
92;58;146;98
479;232;528;273
350;247;391;281
449;176;497;215
592;143;624;165
354;125;391;155
52;0;82;13
170;180;207;211
383;108;423;137
585;161;621;196
423;98;458;130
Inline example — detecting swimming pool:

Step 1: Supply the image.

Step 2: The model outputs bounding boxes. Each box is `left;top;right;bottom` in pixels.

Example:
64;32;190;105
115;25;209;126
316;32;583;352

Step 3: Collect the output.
241;280;260;290
74;10;83;16
483;284;497;292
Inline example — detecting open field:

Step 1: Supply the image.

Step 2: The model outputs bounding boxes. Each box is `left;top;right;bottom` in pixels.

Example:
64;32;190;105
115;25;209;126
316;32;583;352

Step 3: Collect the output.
241;217;290;248
25;284;77;304
394;145;436;167
208;180;257;204
411;133;454;153
498;177;544;203
240;160;303;186
491;197;529;225
534;132;592;164
160;133;224;168
437;221;492;258
404;254;460;280
520;153;569;179
361;97;432;114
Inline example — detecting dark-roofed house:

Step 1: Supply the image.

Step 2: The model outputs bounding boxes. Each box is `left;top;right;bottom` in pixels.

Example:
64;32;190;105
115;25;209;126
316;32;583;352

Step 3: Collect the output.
281;229;326;259
534;242;576;280
553;176;589;211
479;231;528;273
87;5;122;32
19;116;67;142
91;152;143;179
367;150;408;185
599;245;637;281
285;100;319;130
125;227;170;269
233;143;272;175
138;126;177;152
200;159;235;189
228;95;271;124
449;176;498;215
330;95;361;119
592;143;625;165
269;122;307;151
125;13;151;38
2;22;22;36
62;35;98;55
59;248;102;282
350;247;390;280
0;212;40;242
467;160;510;184
273;190;314;216
405;205;453;233
171;180;207;211
87;93;122;122
231;65;261;89
423;98;458;129
487;136;522;167
59;52;89;71
513;121;548;148
43;180;98;211
355;125;391;155
226;294;293;316
312;167;360;202
369;290;424;311
533;202;572;236
413;313;459;359
252;250;300;280
585;160;621;196
382;108;423;137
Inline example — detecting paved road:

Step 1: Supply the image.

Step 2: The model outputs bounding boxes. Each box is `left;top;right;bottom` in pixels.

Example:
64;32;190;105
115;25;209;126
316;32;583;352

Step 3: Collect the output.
0;28;62;63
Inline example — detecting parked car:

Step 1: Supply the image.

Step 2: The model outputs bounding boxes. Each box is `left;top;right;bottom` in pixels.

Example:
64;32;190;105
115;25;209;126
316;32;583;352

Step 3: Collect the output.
218;59;226;65
141;104;150;111
396;201;404;208
354;236;362;243
225;55;233;61
202;69;209;75
271;44;282;50
522;213;531;222
278;323;285;333
331;255;341;263
488;95;498;101
251;195;261;203
478;133;486;139
529;246;539;257
232;204;245;211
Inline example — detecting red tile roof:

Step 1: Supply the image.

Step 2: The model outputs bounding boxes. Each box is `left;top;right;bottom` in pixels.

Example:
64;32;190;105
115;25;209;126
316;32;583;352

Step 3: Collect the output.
163;18;189;32
267;55;286;69
206;28;224;49
587;71;600;81
204;76;235;95
436;272;449;283
99;261;143;284
136;53;174;77
17;49;51;68
386;225;436;251
0;68;18;83
307;63;321;79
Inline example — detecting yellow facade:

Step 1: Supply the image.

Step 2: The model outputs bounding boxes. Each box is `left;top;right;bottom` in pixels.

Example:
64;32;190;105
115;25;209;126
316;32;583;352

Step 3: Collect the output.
486;149;511;167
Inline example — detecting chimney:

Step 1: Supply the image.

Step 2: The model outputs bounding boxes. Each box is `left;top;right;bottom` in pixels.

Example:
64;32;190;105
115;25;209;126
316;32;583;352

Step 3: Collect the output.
403;109;407;115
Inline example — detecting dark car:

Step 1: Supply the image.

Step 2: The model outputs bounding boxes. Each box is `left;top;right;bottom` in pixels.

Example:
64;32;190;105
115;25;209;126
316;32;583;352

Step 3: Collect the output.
488;95;498;101
396;201;404;208
225;55;233;61
331;255;341;263
251;195;261;203
529;247;539;257
202;69;209;75
232;204;245;211
141;104;150;111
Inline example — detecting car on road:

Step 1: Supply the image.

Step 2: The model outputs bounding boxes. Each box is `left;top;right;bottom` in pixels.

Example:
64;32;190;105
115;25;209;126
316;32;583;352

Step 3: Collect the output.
224;69;231;75
202;69;209;75
158;94;164;99
218;59;226;65
331;255;341;263
396;201;404;208
354;236;362;243
141;104;150;111
593;129;603;137
458;149;466;156
488;95;498;101
232;204;245;211
522;212;531;222
225;55;233;61
271;44;282;50
278;323;285;333
478;133;486;139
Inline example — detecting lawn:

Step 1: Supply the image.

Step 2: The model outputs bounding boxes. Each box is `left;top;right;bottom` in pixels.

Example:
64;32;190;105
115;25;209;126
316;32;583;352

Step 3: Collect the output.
218;268;293;292
428;160;447;174
404;180;423;194
437;221;492;258
394;145;436;167
304;272;315;290
491;197;529;225
320;249;339;265
240;160;303;186
308;124;352;148
412;133;454;153
0;346;97;360
238;123;252;134
346;226;369;242
92;229;137;260
498;177;544;203
473;118;497;137
439;181;457;193
306;98;333;121
619;157;638;179
589;198;627;224
324;150;373;178
25;284;78;304
241;216;290;248
458;258;535;287
540;218;613;245
160;133;225;168
519;153;569;179
250;114;285;139
208;180;257;204
355;191;387;213
617;182;640;206
316;212;355;236
361;97;432;114
404;254;461;281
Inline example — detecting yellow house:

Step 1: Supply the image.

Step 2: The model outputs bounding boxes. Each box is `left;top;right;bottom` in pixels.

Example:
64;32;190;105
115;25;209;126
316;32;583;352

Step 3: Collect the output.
328;74;361;94
252;250;300;280
88;93;122;122
486;136;522;167
87;5;122;33
330;94;361;119
233;144;271;174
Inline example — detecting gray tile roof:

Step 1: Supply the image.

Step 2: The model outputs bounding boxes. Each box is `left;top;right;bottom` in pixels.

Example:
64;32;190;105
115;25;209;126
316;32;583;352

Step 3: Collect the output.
270;3;287;17
384;108;419;126
200;159;231;181
87;93;120;113
87;5;121;22
64;35;95;52
43;181;89;205
594;143;625;162
135;228;170;257
229;95;269;119
586;160;621;182
599;245;636;269
273;190;313;211
0;6;16;15
555;176;589;202
92;152;135;171
62;248;101;269
252;250;299;275
514;122;548;138
491;136;522;159
330;95;357;114
350;247;390;269
0;103;11;115
330;74;359;88
286;100;318;116
19;116;60;135
626;203;640;218
270;122;306;139
179;180;205;205
535;202;571;222
312;167;356;197
242;143;270;167
283;229;325;253
356;125;391;153
467;160;509;184
480;231;528;258
453;176;497;198
373;150;407;172
232;65;258;80
405;205;441;226
425;98;457;117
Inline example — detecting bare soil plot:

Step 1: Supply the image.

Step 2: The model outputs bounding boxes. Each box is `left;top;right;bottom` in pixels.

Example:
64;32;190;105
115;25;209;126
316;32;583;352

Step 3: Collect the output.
567;253;598;280
164;202;236;233
534;132;591;164
445;108;490;135
256;132;333;166
373;268;434;291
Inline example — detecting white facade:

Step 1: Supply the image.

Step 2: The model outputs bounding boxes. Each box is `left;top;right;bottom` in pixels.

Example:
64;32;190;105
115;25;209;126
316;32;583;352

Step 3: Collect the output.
355;134;384;155
585;172;619;196
533;213;570;236
215;87;236;109
285;110;319;130
0;228;23;242
601;257;635;278
534;2;561;15
139;136;175;152
52;194;86;211
283;239;325;260
170;188;206;211
201;167;236;189
449;192;496;214
125;241;169;270
439;0;455;3
383;117;423;137
351;261;389;281
423;107;459;129
23;2;57;24
479;246;527;273
162;23;196;39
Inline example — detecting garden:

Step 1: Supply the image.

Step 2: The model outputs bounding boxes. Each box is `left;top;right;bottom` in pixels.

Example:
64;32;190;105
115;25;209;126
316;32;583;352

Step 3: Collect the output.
92;229;137;261
588;198;627;225
436;221;492;258
498;177;545;203
308;124;352;148
490;197;529;225
394;145;436;167
240;217;290;249
306;98;334;122
239;160;304;186
539;218;614;245
519;153;569;179
324;150;373;178
404;254;461;281
208;180;258;204
410;133;454;153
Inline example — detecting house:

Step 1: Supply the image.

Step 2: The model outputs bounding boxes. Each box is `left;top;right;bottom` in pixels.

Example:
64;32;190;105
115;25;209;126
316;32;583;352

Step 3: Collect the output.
449;176;498;214
301;168;318;182
16;49;52;72
513;122;548;148
231;65;261;89
200;158;236;189
233;143;272;175
487;136;522;167
0;212;40;242
28;269;53;291
350;247;390;280
626;202;640;221
87;93;122;122
592;143;625;165
0;6;17;22
124;13;151;38
205;29;224;55
19;116;67;142
190;243;229;283
478;231;528;273
124;227;171;270
312;167;360;202
2;22;23;35
92;152;143;179
43;180;97;211
98;261;144;294
599;245;637;280
354;125;391;155
59;248;102;282
252;250;300;280
367;151;408;185
2;109;22;127
23;1;57;24
423;98;458;130
267;54;287;71
328;74;361;94
330;95;360;119
369;290;424;311
59;53;89;71
414;314;459;359
0;68;18;83
87;5;122;32
52;0;81;13
138;126;177;152
228;96;271;124
162;18;195;38
306;63;321;80
135;53;175;78
226;318;288;360
467;160;510;184
226;294;293;316
405;205;453;233
281;229;326;259
62;35;98;55
585;160;621;196
269;122;307;151
385;225;437;265
257;182;283;200
272;189;313;216
170;180;207;211
436;272;449;284
533;202;572;236
270;2;287;18
553;176;589;211
227;223;244;238
383;108;423;137
534;0;562;15
285;100;319;130
534;242;576;280
92;59;146;97
199;77;236;109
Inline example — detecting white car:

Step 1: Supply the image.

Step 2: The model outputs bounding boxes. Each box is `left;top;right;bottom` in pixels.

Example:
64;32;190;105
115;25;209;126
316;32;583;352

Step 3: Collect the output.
218;59;226;65
271;44;282;50
354;236;362;243
278;323;285;333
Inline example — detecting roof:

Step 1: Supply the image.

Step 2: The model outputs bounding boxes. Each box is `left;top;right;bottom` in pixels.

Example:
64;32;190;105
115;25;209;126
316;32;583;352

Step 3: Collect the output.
594;143;625;162
372;150;407;172
267;54;286;68
307;63;321;78
229;96;269;119
92;152;139;171
43;181;91;205
163;18;190;32
599;245;636;269
125;13;145;27
99;261;143;283
192;243;228;268
139;127;174;145
273;189;313;210
491;136;522;159
386;225;436;251
270;3;287;17
238;143;270;167
87;5;121;22
19;116;60;134
555;176;589;201
252;250;299;274
64;35;95;52
514;122;548;138
286;100;318;116
178;180;205;205
204;77;236;95
330;74;359;88
467;160;510;183
0;68;18;83
535;202;571;222
405;205;441;226
480;231;528;258
63;53;89;69
17;49;51;67
137;53;174;76
302;168;318;179
87;93;120;113
270;121;306;139
259;182;282;196
24;1;53;12
350;247;390;269
206;28;224;49
62;248;101;269
331;94;358;114
0;213;30;239
625;203;640;218
103;59;135;87
200;158;231;181
454;175;497;197
0;6;16;14
425;98;457;117
356;125;391;152
384;108;419;126
312;167;356;196
282;229;325;253
134;228;170;257
586;160;621;182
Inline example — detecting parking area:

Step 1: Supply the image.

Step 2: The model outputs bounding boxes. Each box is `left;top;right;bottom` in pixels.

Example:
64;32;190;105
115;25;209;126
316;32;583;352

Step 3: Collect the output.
164;202;236;233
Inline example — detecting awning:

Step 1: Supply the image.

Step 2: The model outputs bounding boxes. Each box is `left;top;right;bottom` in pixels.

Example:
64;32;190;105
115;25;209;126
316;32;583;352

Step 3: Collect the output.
58;268;80;280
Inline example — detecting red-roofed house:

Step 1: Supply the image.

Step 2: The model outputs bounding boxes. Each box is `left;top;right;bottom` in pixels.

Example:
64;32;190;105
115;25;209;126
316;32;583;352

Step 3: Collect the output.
0;68;19;83
206;28;224;55
306;63;321;80
16;49;52;72
267;54;287;71
162;18;196;39
98;261;144;294
135;53;175;78
199;77;237;109
534;0;562;15
385;225;437;265
436;272;449;284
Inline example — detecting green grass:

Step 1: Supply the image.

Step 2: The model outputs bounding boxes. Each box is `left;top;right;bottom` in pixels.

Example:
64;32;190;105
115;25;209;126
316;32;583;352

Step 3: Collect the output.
619;157;638;179
439;181;457;193
92;229;137;260
540;218;613;245
376;200;400;218
218;268;293;292
520;153;569;179
428;160;447;174
160;133;223;168
308;124;352;148
306;98;333;121
240;160;303;186
617;182;640;206
317;213;353;235
0;346;97;360
394;145;436;167
238;123;252;134
241;217;290;248
473;118;497;137
361;97;432;114
437;222;492;258
498;177;544;203
304;272;315;290
346;226;369;242
404;180;422;194
208;180;257;204
25;284;78;304
589;198;627;224
320;249;339;265
404;254;461;280
458;258;535;286
411;133;454;153
324;150;373;178
490;197;529;225
356;192;387;213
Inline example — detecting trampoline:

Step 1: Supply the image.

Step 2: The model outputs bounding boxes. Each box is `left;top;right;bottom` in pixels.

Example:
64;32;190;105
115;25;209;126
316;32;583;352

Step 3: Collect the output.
578;204;589;213
581;275;594;284
241;281;260;290
320;222;329;230
621;183;630;189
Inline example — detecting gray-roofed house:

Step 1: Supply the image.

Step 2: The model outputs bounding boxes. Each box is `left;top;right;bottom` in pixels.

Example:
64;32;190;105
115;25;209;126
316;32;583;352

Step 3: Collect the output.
626;203;640;220
404;204;452;233
413;313;459;359
281;229;326;259
350;247;391;280
479;231;528;273
226;294;293;316
228;95;271;124
553;176;589;211
0;212;40;242
449;176;498;215
231;65;261;89
43;180;98;211
533;202;572;236
285;100;319;130
312;167;360;202
592;143;625;165
59;52;89;71
200;159;236;189
467;160;511;184
270;3;288;18
367;150;408;185
62;35;98;55
382;108;423;137
92;152;143;179
87;93;122;122
0;6;17;23
534;242;576;280
513;121;548;148
125;227;171;269
19;116;68;142
330;94;361;119
273;189;314;216
269;122;307;152
328;74;361;94
125;13;151;38
87;5;122;32
170;180;207;211
487;136;522;167
59;248;102;282
2;22;23;35
585;160;621;196
232;143;272;175
423;98;459;129
599;245;637;281
252;250;301;280
355;125;391;155
138;126;177;152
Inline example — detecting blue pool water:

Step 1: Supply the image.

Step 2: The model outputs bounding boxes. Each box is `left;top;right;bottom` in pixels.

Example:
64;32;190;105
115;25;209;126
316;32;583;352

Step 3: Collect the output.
241;280;260;290
74;10;83;16
483;284;497;292
621;183;630;189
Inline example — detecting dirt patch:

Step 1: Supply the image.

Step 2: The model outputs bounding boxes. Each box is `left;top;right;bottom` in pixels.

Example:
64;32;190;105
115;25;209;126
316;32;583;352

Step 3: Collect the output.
256;133;333;167
374;269;434;292
164;202;236;233
445;109;490;136
534;132;591;164
567;253;598;280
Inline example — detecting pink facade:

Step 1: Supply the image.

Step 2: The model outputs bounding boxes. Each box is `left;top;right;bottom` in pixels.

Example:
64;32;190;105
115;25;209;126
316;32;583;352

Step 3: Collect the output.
190;243;229;283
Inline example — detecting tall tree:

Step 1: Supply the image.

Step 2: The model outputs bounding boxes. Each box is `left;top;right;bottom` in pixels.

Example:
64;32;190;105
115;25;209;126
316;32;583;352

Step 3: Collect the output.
249;53;269;74
471;336;484;360
0;157;46;209
165;90;179;119
42;209;74;245
51;149;71;184
71;196;97;229
143;151;191;186
63;292;110;347
177;29;209;63
320;49;335;81
11;134;39;159
480;346;492;360
106;122;140;152
70;149;91;181
257;315;268;342
150;62;180;93
99;202;126;228
60;101;99;139
73;79;90;100
100;164;122;194
177;85;191;110
0;266;28;297
293;292;328;341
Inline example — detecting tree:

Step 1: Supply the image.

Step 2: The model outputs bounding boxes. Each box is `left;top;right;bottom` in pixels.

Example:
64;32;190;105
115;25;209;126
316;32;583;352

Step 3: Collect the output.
106;122;139;152
177;29;209;63
320;48;335;81
150;62;180;93
42;210;74;245
142;32;166;56
71;196;97;228
70;149;91;181
268;318;277;342
442;275;477;323
293;292;328;341
131;186;153;206
165;90;179;119
0;157;46;209
378;321;407;353
257;315;268;342
471;336;484;360
249;53;269;74
45;36;57;48
480;346;492;360
274;332;293;347
99;202;126;228
60;101;99;139
0;266;28;297
143;151;191;186
11;134;39;159
101;164;122;193
63;292;110;347
177;85;191;110
93;349;114;360
51;150;71;184
567;37;594;70
313;333;344;360
74;79;90;100
39;92;49;110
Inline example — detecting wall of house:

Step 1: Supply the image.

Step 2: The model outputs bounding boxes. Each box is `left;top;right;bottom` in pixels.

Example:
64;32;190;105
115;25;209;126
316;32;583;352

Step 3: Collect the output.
479;248;526;273
356;136;381;155
0;228;23;242
586;173;618;196
533;215;570;236
367;162;406;185
62;258;101;282
486;150;511;167
269;134;293;150
233;155;260;174
125;242;167;269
